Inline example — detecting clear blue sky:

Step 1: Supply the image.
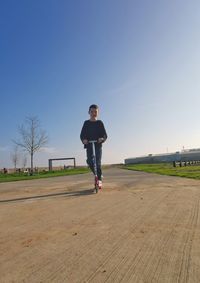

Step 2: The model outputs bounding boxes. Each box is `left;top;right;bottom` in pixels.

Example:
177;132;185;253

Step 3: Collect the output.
1;0;200;167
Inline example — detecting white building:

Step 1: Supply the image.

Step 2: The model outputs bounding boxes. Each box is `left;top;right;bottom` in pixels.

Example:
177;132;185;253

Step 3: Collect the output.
124;148;200;164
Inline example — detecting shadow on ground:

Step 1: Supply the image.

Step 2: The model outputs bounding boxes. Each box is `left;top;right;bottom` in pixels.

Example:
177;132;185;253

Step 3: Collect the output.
0;189;96;204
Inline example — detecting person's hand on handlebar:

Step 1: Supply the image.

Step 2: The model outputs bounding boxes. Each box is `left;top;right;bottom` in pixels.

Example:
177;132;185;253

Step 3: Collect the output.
98;138;104;143
82;139;88;145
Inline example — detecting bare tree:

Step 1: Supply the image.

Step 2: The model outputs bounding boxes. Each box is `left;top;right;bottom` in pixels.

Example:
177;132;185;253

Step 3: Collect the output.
13;116;48;175
22;154;27;169
11;145;20;171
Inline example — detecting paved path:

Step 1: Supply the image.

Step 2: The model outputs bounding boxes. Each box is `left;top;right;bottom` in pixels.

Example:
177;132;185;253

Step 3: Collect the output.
1;168;200;282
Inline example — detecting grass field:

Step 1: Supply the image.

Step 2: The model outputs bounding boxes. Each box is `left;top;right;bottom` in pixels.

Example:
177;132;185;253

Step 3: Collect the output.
0;167;90;183
123;163;200;180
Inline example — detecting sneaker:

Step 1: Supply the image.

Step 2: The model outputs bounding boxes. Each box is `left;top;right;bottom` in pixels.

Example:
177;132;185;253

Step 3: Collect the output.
98;180;102;189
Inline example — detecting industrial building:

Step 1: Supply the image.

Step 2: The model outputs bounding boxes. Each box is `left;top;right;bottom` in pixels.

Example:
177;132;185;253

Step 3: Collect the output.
124;148;200;164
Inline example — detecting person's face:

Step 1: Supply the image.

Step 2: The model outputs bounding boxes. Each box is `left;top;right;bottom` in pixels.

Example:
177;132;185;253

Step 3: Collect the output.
89;108;98;119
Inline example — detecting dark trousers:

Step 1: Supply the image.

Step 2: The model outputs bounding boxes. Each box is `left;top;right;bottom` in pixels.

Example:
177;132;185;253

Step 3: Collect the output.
86;145;102;180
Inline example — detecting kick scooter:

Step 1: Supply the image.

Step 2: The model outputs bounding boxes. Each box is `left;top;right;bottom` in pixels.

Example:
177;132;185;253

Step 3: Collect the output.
88;140;102;193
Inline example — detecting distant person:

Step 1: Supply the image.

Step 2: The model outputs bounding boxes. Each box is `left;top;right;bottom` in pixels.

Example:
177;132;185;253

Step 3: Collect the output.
80;104;107;189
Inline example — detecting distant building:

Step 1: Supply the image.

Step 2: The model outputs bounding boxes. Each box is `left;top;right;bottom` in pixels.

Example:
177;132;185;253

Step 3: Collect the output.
124;148;200;164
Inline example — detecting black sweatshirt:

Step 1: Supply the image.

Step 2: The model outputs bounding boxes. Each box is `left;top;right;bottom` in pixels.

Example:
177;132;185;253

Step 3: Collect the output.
80;120;107;148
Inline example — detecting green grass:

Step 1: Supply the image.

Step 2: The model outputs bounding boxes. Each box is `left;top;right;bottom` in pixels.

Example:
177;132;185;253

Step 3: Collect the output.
122;163;200;180
0;168;90;183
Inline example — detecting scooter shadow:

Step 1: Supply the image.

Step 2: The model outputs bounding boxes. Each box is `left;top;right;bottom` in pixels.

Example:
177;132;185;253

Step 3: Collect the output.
64;188;96;197
0;189;96;204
